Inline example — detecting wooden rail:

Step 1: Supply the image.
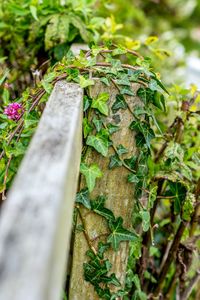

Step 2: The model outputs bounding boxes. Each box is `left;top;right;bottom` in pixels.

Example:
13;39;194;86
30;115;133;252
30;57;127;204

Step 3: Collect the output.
0;81;83;300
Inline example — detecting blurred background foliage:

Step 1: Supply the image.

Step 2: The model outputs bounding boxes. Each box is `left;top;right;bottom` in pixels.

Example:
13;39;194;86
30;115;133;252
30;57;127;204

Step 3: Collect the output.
1;0;200;92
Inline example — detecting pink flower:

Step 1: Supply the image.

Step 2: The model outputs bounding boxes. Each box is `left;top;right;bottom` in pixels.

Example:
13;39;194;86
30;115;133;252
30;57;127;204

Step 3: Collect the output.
4;103;24;121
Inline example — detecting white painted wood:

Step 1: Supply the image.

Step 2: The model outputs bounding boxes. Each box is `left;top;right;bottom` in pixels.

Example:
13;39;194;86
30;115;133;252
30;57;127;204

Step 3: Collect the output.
0;81;83;300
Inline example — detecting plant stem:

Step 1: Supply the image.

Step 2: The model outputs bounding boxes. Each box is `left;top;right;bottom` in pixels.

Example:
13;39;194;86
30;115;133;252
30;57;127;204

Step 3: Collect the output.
180;270;200;300
154;221;187;296
77;207;97;255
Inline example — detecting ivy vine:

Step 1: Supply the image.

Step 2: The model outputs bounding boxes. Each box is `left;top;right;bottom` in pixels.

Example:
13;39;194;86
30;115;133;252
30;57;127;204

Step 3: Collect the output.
0;44;199;299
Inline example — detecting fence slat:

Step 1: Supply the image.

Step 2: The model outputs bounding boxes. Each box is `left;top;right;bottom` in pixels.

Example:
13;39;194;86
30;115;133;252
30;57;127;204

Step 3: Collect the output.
0;81;83;300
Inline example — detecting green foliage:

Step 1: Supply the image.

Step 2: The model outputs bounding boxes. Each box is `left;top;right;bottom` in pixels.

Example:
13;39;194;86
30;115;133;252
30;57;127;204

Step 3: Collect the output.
0;42;199;300
107;217;138;251
80;163;102;192
0;0;103;93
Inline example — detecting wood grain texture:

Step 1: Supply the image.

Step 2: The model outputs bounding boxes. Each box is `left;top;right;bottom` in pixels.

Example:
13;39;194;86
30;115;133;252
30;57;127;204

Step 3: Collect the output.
0;82;83;300
69;81;142;300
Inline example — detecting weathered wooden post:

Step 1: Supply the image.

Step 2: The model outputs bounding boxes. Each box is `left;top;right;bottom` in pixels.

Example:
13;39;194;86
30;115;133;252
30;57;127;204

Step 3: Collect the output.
0;81;83;300
69;81;142;299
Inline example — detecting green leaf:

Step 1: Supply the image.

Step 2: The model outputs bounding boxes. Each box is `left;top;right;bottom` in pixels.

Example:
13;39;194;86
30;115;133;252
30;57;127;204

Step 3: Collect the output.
127;174;139;183
80;163;102;192
124;156;137;169
116;144;128;155
83;118;93;138
101;273;121;286
151;76;169;94
167;181;187;214
120;86;135;96
100;77;110;86
182;192;195;221
139;210;150;232
30;5;38;21
45;15;69;50
91;196;115;221
91;93;109;116
0;69;9;86
107;123;120;134
152;92;166;111
129;121;155;149
86;130;109;157
112;48;127;56
148;185;158;209
107;217;138;250
79;75;95;88
129;70;144;81
115;74;131;86
41;80;52;94
111;94;127;112
130;238;142;259
109;154;122;169
76;188;91;209
92;117;103;132
98;242;110;259
137;88;147;104
83;95;92;111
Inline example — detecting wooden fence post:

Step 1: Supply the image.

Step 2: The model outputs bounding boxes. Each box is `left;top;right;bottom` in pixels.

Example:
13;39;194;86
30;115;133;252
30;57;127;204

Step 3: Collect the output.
69;81;142;299
0;81;83;300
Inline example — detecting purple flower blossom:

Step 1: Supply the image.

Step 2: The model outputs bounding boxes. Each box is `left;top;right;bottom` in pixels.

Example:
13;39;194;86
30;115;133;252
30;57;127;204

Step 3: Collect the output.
4;102;24;121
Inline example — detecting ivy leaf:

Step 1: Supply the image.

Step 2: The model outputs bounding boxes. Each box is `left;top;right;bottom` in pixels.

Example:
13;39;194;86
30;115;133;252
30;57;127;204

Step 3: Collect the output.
83;95;92;111
86;130;109;157
167;181;187;214
101;273;121;286
115;74;131;86
76;188;91;209
107;123;120;134
129;70;144;81
127;174;139;183
112;48;127;56
124;156;137;169
137;88;147;104
109;154;122;169
129;121;155;149
83;118;93;138
116;144;128;155
91;196;115;221
149;79;163;93
107;217;138;250
151;76;169;94
135;133;146;148
152;92;166;111
41;80;53;94
100;77;110;86
130;238;142;259
79;75;94;88
120;86;135;96
80;163;102;192
98;242;110;259
148;185;158;209
91;92;109;116
92;117;103;132
139;210;150;232
112;94;127;112
95;286;111;300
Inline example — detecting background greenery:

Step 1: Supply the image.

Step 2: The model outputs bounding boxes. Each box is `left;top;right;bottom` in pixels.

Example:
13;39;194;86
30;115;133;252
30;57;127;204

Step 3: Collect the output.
0;1;200;299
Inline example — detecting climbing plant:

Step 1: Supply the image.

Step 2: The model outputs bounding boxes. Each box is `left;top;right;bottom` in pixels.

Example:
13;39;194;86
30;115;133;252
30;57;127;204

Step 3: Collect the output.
0;0;104;94
0;44;199;299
